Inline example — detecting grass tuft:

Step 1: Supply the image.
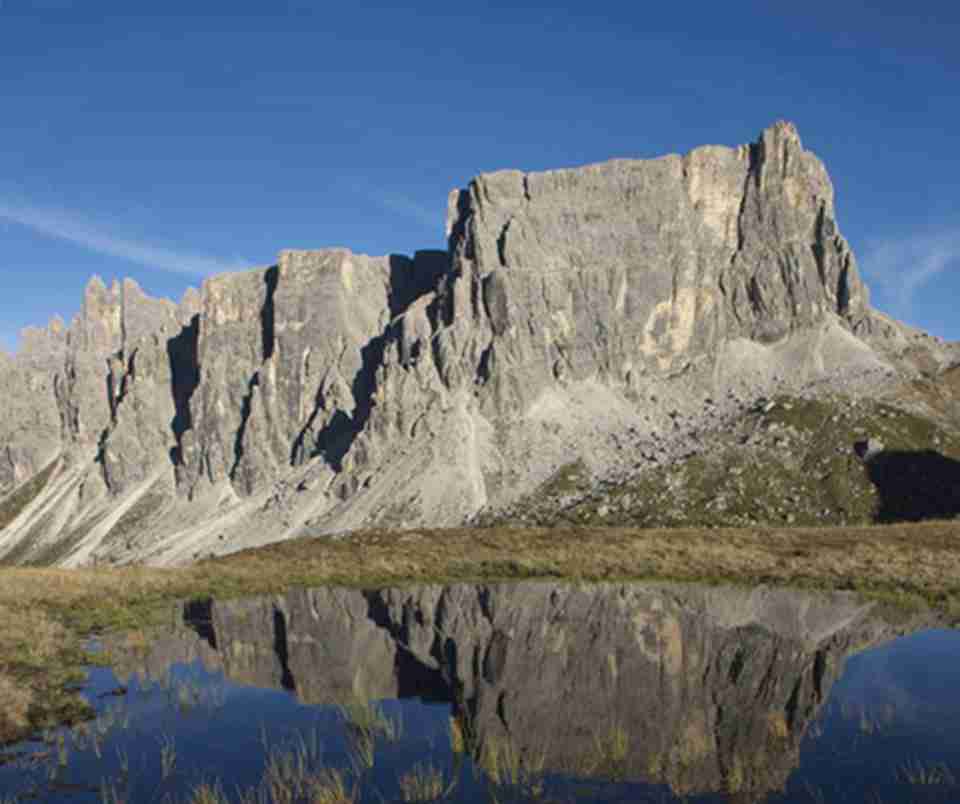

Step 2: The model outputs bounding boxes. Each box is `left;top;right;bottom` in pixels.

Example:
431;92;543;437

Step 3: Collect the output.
306;768;357;804
448;716;465;755
592;723;629;772
338;697;401;742
188;780;229;804
476;734;547;799
897;759;958;786
398;761;455;802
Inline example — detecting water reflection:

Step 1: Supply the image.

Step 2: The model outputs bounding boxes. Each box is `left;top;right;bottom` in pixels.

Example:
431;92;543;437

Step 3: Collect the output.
1;581;954;803
111;583;934;799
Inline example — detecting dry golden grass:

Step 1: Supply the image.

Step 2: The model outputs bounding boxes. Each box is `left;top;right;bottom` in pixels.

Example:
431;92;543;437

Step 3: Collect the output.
398;761;455;802
188;781;228;804
192;520;960;613
3;520;960;639
306;769;357;804
448;716;465;755
0;598;92;744
0;674;31;735
766;711;790;741
1;520;959;743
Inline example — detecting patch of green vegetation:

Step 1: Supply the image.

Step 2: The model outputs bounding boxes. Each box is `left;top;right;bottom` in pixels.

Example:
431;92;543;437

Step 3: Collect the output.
56;590;194;636
473;460;592;528
541;460;590;497
0;608;97;744
498;395;960;531
27;673;96;735
0;461;56;534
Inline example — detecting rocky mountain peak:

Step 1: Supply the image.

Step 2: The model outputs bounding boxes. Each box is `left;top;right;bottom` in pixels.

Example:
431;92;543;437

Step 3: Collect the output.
0;122;955;566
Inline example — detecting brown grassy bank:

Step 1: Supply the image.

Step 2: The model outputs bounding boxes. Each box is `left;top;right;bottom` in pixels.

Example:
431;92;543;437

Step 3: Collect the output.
2;520;960;743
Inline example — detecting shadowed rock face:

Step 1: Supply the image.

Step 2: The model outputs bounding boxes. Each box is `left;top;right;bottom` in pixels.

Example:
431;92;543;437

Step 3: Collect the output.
0;122;956;566
109;581;924;798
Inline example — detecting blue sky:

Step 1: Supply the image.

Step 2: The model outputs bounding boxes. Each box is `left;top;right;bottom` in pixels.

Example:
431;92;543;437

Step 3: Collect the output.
1;1;958;353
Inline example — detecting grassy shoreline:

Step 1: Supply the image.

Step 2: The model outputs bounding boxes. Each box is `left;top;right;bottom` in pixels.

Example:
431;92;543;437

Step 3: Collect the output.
2;520;960;743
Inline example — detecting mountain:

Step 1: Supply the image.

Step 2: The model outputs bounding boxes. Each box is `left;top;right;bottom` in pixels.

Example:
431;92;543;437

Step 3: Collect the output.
1;121;957;567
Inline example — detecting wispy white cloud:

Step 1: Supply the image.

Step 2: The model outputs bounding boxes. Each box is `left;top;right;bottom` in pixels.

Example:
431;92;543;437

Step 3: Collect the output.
862;228;960;317
346;177;439;231
0;198;249;277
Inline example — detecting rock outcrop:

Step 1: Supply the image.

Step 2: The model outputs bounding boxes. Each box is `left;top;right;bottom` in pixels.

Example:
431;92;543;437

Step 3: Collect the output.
108;581;927;798
0;121;956;566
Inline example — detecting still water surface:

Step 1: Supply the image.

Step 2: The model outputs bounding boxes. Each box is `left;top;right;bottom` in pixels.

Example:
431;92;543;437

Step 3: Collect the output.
2;581;959;803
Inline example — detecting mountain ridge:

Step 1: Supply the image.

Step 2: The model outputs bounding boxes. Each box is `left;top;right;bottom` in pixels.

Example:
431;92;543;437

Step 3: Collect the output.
1;120;957;567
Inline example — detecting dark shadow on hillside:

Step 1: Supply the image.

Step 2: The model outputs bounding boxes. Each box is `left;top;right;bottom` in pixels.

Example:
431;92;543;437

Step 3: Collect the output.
866;450;960;523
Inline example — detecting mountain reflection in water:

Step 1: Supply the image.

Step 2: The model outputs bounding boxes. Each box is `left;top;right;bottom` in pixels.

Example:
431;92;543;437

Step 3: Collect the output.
97;581;934;801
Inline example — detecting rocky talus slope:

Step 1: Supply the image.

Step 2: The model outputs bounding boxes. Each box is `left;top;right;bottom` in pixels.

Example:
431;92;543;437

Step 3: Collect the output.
478;385;960;530
0;121;956;566
106;581;933;798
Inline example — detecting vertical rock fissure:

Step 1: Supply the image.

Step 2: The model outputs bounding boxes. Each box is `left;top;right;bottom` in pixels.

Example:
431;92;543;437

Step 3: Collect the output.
53;368;78;442
812;203;829;289
496;219;512;268
227;267;279;486
306;256;451;472
361;591;453;700
167;315;200;467
182;598;217;649
811;649;828;703
95;426;113;492
722;149;757;333
289;342;349;467
272;606;297;692
108;349;137;426
290;385;326;468
735;156;754;255
310;332;387;472
837;264;852;317
261;266;279;362
784;675;804;729
477;342;495;385
230;372;260;482
106;361;119;425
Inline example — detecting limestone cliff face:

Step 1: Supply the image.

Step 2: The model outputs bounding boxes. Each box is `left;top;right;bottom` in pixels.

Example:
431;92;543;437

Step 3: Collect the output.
177;250;445;500
111;582;916;798
0;317;64;492
430;121;869;416
0;122;953;566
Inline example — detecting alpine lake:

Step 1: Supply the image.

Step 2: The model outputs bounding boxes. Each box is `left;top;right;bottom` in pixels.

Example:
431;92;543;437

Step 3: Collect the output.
3;580;960;804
